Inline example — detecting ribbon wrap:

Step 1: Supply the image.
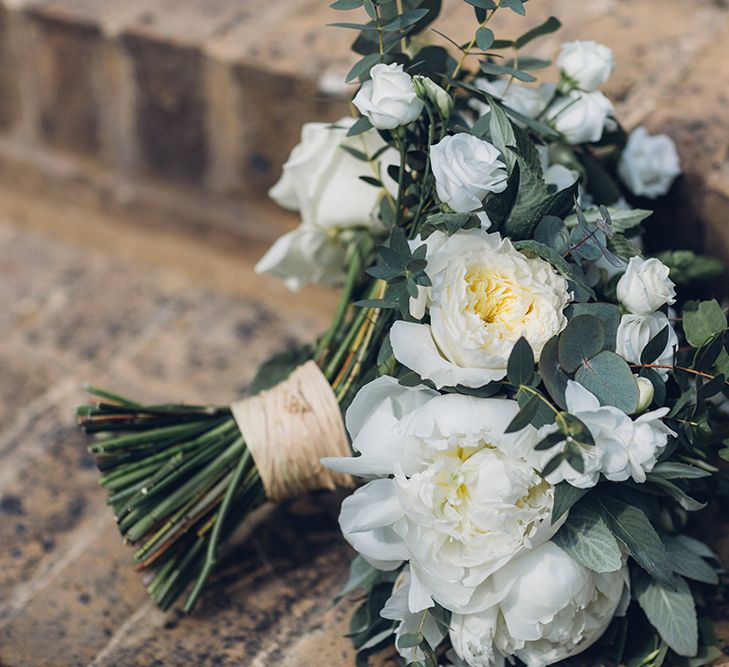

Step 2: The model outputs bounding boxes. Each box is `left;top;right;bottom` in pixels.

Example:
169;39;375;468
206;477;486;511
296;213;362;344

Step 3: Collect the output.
230;361;353;501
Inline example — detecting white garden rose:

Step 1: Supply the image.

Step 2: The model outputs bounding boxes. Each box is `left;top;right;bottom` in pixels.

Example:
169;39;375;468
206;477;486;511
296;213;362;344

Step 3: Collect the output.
430;134;508;213
539;381;674;489
473;79;555;119
450;542;629;667
544;90;614;145
353;63;424;130
557;41;615;91
324;377;560;613
616;256;676;315
258;118;397;290
390;229;571;388
618;126;681;198
616;311;678;378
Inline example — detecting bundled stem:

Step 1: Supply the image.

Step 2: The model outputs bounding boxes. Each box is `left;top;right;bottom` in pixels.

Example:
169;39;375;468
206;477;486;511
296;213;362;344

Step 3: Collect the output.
77;275;391;612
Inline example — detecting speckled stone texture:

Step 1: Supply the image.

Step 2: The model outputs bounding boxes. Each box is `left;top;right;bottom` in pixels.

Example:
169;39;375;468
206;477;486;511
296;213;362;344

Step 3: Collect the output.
0;185;371;666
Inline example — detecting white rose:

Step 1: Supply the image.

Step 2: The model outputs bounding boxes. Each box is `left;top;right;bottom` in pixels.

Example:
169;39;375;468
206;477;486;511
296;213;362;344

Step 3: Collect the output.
324;377;560;613
381;568;448;663
635;376;655;413
353;63;424;130
544;90;614;145
450;542;629;667
618;126;681;198
557;41;615;91
616;311;678;378
258;118;398;289
430;134;508;213
540;381;675;489
616;256;676;315
473;79;555;119
390;229;571;389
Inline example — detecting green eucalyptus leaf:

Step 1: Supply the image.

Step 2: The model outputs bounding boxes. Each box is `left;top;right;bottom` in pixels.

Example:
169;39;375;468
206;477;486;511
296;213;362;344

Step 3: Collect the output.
514;16;561;48
567;303;620;350
347;116;374;136
683;300;727;348
575;351;638;413
558;315;606;373
507;336;535;386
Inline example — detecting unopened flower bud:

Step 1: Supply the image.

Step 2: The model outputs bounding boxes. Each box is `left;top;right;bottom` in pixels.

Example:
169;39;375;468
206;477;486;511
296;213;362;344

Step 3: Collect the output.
412;75;454;119
635;375;654;413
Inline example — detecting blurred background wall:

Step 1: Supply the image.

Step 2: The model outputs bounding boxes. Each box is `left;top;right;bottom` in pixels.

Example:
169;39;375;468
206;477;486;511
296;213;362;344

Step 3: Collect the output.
0;0;727;253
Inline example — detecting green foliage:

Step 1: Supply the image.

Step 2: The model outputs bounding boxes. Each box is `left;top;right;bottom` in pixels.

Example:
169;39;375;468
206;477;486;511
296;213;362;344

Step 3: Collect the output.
553;504;623;573
656;250;724;285
633;570;698;658
250;344;314;393
683;300;727;348
574;350;639;413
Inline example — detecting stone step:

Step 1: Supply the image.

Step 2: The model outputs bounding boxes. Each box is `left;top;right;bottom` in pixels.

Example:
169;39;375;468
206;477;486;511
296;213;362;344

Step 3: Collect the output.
0;0;727;253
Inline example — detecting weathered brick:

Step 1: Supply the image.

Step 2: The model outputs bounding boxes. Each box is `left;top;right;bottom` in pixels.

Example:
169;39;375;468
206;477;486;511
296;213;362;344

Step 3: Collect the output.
120;33;208;183
0;4;19;130
23;10;103;155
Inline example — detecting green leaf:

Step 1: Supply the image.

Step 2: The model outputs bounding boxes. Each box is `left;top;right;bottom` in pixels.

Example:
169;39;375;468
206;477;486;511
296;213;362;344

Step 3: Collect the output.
475;26;494;51
648;477;706;512
517;388;554;428
347;116;374;136
397;633;424;649
551;483;587;524
650;463;710;480
558;315;606;373
539;335;568;408
514;240;594;300
507;337;535;386
567;303;620;350
663;536;718;585
506;158;578;240
575;350;639;413
480;61;536;82
505;394;542;433
553;504;623;573
250;344;313;393
483;162;520;229
565;207;652;234
655;250;724;285
382;8;430;31
633;570;698;657
607;233;642;261
682;300;727;348
641;325;670;364
593;495;675;587
421;212;479;237
514;16;561;48
331;0;363;9
501;0;526;15
346;53;381;83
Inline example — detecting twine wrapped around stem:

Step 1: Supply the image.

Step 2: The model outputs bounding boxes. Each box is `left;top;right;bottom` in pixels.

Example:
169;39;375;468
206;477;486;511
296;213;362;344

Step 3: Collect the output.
230;360;353;501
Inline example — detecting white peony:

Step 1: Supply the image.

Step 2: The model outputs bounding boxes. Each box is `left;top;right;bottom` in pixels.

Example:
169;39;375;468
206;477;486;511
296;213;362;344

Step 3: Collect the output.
618;126;681;198
390;229;571;389
473;79;555;120
430;134;508;213
616;256;676;315
324;377;559;613
258;118;397;290
540;381;675;489
616;311;678;378
381;568;448;663
353;63;424;130
557;41;615;91
544;90;614;145
450;542;629;667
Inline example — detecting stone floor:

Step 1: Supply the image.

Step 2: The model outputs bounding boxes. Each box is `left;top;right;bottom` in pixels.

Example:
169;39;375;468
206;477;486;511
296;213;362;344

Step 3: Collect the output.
0;184;381;666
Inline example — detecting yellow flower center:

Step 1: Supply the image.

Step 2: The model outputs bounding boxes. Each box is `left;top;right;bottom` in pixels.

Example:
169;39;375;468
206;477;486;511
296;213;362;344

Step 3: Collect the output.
464;266;533;332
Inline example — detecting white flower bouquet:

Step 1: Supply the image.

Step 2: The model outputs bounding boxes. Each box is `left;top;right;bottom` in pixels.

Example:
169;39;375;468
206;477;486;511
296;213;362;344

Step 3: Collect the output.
77;1;728;664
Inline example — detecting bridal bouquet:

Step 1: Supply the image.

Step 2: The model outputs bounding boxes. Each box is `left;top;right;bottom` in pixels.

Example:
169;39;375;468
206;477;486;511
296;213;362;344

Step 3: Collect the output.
77;0;728;664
